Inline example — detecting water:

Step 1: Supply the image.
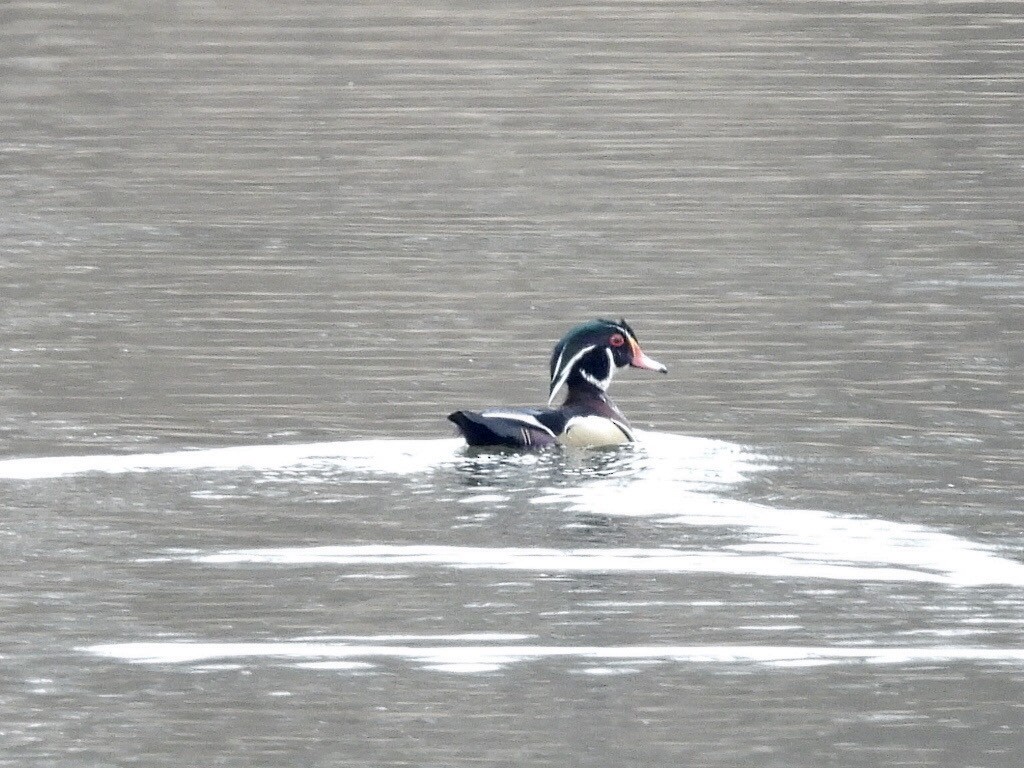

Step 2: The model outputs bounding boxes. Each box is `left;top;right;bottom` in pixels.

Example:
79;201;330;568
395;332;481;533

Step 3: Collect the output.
3;1;1024;766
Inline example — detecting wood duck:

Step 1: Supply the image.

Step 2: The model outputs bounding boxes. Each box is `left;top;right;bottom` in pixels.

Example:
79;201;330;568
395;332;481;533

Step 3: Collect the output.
448;318;667;448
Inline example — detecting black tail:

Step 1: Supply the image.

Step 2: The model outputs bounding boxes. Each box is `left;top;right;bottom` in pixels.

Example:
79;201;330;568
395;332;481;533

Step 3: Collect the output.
448;411;510;446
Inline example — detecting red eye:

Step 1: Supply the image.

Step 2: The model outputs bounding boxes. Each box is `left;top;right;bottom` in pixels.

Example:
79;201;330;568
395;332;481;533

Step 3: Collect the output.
609;333;626;347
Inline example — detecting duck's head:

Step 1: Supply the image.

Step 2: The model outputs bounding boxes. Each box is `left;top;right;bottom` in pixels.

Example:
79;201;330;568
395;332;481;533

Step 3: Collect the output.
548;318;667;405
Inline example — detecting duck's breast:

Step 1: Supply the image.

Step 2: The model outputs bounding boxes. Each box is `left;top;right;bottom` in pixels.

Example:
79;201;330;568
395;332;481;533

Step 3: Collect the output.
558;415;634;447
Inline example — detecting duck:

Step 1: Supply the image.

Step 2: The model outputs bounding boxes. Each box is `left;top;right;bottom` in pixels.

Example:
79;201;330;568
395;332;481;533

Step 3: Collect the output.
448;318;667;448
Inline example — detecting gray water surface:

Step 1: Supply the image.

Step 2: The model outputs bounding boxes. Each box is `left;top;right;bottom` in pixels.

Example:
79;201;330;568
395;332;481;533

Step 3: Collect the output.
2;2;1024;766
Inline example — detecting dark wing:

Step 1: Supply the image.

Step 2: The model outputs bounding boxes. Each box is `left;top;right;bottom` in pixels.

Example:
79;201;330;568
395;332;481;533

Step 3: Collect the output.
448;408;564;448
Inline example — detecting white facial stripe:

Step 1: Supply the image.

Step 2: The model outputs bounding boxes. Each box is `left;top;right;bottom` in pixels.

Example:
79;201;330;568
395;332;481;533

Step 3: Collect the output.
547;344;597;405
480;410;557;438
551;346;566;389
580;347;616;392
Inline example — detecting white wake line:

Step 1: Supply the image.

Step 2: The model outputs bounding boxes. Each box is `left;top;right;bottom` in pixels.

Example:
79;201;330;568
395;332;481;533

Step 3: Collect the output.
0;432;758;482
0;439;466;480
83;639;1024;672
171;543;998;586
170;485;1024;589
541;486;1024;587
